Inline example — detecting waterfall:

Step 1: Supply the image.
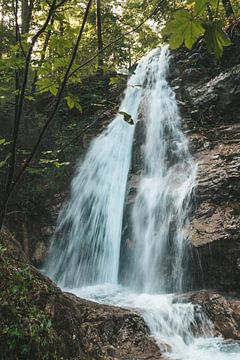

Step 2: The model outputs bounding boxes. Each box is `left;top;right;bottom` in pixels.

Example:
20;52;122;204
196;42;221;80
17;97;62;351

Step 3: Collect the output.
45;46;240;359
129;47;197;294
44;51;152;287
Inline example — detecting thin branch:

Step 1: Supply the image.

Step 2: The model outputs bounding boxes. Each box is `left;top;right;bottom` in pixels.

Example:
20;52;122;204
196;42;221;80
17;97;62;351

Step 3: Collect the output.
0;0;20;229
0;0;58;227
12;0;26;57
32;14;55;92
0;0;165;226
68;0;165;79
30;0;166;96
0;0;93;223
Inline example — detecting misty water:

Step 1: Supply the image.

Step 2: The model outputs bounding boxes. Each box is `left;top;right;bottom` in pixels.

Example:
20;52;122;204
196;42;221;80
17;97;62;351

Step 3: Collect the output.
45;46;240;359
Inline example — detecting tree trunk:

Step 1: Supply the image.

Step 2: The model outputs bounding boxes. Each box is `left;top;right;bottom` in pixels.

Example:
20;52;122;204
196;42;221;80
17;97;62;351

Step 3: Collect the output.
0;0;93;229
21;0;34;33
31;15;55;93
222;0;234;18
22;222;29;257
96;0;103;76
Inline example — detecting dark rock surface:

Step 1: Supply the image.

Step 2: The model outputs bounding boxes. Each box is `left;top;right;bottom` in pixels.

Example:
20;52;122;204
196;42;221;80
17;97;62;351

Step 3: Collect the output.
189;291;240;340
0;228;162;360
170;46;240;292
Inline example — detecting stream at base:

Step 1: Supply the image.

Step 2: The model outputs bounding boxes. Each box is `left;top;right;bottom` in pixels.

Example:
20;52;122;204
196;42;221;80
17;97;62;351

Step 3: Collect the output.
67;284;240;360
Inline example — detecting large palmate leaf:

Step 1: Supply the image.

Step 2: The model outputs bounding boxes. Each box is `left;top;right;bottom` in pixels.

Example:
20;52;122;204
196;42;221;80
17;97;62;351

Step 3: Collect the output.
204;20;232;58
194;0;207;15
162;9;205;50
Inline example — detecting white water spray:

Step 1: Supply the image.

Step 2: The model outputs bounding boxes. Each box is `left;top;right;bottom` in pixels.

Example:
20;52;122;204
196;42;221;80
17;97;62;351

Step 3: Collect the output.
44;51;153;287
129;47;197;294
46;46;240;359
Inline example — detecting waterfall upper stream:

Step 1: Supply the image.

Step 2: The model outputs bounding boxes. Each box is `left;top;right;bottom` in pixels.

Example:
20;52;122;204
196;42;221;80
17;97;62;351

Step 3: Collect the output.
45;46;240;359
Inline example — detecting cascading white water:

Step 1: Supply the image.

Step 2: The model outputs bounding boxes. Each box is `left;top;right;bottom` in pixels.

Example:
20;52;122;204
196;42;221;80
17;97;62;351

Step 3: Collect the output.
129;47;197;294
46;46;240;359
44;52;151;287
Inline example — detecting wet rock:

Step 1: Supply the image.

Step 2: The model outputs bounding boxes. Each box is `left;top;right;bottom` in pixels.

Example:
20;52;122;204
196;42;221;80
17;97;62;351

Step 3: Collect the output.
182;68;203;82
189;291;240;340
31;241;47;266
171;57;240;292
51;292;162;360
186;64;240;125
0;228;163;360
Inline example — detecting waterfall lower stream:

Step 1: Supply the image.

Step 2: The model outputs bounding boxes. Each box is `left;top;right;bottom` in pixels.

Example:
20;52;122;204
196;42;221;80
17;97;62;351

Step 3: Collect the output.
45;47;240;359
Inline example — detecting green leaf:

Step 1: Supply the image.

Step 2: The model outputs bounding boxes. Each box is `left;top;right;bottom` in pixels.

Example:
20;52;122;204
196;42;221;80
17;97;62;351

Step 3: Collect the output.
204;20;231;58
49;85;58;96
0;153;11;168
25;95;35;101
194;0;207;16
65;95;74;109
39;158;59;165
109;76;121;86
185;19;206;48
75;102;83;113
0;138;6;145
119;111;134;125
209;0;218;7
169;31;185;49
65;93;82;112
53;161;70;168
162;9;205;50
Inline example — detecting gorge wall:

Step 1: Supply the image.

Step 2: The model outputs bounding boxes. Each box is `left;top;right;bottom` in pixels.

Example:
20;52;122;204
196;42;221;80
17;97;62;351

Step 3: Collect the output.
121;26;240;294
170;35;240;293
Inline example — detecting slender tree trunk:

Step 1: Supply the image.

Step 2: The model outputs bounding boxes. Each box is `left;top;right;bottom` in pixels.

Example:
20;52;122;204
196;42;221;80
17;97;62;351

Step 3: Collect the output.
222;0;234;17
0;3;5;59
21;0;34;33
96;0;103;75
207;4;213;22
0;0;93;229
0;0;20;229
22;222;29;257
32;15;55;93
59;18;64;36
0;0;57;229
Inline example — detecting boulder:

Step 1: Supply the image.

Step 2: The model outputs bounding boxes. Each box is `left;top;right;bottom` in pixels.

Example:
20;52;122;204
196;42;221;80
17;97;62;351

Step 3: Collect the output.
0;228;162;360
189;291;240;340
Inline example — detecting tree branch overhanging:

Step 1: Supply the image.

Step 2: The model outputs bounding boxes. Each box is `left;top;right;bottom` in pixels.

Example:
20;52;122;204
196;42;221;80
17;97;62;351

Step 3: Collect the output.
0;0;58;228
0;0;94;227
0;0;166;228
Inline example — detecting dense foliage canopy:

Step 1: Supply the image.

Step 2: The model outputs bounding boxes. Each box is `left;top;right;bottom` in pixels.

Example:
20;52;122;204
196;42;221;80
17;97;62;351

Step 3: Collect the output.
0;0;239;228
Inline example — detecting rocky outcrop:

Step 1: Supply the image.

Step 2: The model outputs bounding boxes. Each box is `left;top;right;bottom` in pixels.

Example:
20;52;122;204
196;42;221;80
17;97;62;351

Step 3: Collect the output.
171;48;240;292
53;293;161;360
0;228;162;360
120;119;146;282
189;291;240;340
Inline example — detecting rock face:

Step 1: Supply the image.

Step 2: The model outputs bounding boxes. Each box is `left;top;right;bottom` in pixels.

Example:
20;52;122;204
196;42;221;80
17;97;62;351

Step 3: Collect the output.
0;228;162;360
170;47;240;292
120;41;240;293
189;291;240;340
120;119;146;282
53;293;161;360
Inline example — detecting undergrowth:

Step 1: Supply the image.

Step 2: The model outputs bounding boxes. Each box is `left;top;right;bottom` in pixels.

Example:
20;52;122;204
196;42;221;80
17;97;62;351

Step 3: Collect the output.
0;244;56;360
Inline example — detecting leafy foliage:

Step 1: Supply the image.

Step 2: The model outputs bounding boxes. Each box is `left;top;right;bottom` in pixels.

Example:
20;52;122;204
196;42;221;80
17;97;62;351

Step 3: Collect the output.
162;0;236;58
0;245;56;359
162;9;205;49
204;20;232;57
